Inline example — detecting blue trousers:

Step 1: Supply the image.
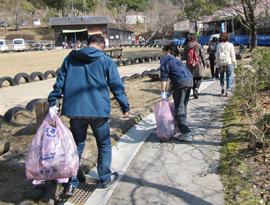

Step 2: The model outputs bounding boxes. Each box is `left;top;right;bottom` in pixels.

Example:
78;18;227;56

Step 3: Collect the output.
67;118;112;188
220;64;233;90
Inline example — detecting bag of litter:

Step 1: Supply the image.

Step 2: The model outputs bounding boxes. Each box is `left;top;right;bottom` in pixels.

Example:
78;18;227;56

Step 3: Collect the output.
25;114;79;185
154;100;177;141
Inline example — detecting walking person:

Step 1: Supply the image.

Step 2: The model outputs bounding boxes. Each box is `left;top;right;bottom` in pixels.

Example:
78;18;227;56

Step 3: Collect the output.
207;36;219;79
181;33;206;99
160;43;194;140
216;32;237;97
48;35;130;197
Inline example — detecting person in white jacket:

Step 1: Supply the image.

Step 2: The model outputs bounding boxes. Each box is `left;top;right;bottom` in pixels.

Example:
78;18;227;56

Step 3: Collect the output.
216;33;237;97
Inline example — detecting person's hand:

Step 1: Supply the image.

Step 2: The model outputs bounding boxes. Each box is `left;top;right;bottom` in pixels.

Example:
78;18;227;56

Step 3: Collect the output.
123;111;130;118
234;64;237;69
49;106;59;119
161;91;169;100
204;66;207;70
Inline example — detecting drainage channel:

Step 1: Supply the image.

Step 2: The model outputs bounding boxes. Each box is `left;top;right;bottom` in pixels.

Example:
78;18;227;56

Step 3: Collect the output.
58;183;98;204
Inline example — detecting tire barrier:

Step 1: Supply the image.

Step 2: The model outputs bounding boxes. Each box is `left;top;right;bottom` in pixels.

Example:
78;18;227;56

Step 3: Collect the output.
56;68;61;75
157;67;160;71
30;72;45;82
0;76;16;88
154;54;163;61
121;76;131;83
44;70;57;79
3;107;29;123
141;70;149;78
25;98;42;112
140;56;146;63
14;72;32;85
133;57;143;64
130;73;141;80
116;59;126;67
125;58;134;66
150;68;158;73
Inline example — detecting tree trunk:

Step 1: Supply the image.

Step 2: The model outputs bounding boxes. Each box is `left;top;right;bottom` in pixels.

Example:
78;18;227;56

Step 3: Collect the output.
251;24;257;51
247;31;251;49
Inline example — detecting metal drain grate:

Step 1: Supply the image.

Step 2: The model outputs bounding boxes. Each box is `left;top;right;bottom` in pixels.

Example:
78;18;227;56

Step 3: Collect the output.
58;183;98;204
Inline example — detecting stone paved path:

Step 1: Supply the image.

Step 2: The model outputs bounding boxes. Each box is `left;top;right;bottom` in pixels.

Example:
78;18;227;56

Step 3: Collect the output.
107;77;235;205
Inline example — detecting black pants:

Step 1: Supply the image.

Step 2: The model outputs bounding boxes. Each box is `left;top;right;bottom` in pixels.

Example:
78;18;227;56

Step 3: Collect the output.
193;77;202;90
173;87;192;134
209;53;219;78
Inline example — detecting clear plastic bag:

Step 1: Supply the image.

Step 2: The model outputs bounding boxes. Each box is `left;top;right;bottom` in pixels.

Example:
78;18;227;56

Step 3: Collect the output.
25;114;79;185
154;100;177;141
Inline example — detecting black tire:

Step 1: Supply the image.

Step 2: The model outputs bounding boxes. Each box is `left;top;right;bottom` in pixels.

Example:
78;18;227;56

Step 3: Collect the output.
0;76;16;88
133;57;143;64
25;98;42;112
56;68;61;75
141;70;149;78
125;58;134;65
30;72;45;82
121;76;131;83
157;67;160;71
130;73;141;80
140;56;146;63
153;54;159;61
150;68;158;73
116;60;126;67
44;70;57;79
14;72;32;85
145;56;150;62
3;107;29;123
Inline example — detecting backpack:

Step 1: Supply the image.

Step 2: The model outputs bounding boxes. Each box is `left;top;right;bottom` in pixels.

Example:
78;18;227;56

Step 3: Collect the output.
186;46;199;69
219;43;231;66
208;42;217;53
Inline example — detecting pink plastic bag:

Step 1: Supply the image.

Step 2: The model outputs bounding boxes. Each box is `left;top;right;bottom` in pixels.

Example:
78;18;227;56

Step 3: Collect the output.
25;114;79;185
154;100;177;141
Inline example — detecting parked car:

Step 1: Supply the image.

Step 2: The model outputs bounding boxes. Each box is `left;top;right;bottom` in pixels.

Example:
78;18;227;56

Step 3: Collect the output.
12;38;28;52
20;20;27;26
0;40;9;52
1;22;10;27
33;19;41;26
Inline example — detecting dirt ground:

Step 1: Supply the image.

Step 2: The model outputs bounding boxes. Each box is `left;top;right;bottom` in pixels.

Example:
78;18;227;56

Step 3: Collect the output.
0;46;212;204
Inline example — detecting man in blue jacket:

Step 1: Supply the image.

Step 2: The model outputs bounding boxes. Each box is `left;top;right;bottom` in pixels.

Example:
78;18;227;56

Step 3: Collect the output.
48;35;130;197
160;43;193;140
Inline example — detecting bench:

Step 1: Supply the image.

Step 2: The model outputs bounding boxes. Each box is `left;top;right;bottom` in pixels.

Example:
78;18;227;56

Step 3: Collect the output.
104;48;123;60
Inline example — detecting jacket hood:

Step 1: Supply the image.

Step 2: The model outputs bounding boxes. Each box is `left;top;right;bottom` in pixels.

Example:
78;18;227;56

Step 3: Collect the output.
69;47;105;62
184;41;198;50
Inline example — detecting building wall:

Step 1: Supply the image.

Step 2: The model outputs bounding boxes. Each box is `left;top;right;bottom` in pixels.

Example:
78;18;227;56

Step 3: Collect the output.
107;29;133;45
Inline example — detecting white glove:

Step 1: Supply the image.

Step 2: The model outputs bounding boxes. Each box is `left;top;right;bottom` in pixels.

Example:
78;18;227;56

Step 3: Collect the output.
234;64;237;68
161;91;169;100
49;106;59;119
204;66;207;70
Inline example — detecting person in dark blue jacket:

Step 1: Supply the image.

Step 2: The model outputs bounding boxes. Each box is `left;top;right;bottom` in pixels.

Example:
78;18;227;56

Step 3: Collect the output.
48;35;130;197
160;43;193;140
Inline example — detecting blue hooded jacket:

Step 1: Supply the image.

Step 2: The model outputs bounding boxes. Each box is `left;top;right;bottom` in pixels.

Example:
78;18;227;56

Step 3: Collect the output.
160;55;193;89
48;47;130;118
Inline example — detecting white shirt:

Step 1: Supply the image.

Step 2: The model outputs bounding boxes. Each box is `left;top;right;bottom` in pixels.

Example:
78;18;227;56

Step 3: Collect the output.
216;42;237;66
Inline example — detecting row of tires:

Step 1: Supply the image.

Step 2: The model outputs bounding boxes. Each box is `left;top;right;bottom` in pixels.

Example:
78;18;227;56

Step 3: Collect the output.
0;69;60;89
116;54;163;67
1;67;160;123
0;54;163;88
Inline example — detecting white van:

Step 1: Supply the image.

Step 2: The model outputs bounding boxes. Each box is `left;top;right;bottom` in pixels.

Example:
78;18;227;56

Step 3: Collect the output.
12;38;27;52
0;40;9;52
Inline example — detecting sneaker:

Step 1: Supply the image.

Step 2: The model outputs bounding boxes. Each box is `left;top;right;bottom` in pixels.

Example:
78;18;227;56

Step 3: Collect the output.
226;91;231;97
178;132;193;140
61;185;74;198
221;89;225;95
103;172;118;188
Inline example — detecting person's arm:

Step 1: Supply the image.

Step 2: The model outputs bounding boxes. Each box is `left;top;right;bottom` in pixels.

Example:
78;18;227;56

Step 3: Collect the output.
48;56;69;106
106;58;130;117
216;44;220;65
161;81;167;91
230;43;237;66
181;48;187;61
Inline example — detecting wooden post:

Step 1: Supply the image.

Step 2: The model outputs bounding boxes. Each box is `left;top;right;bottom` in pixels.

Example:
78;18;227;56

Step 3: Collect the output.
36;100;50;130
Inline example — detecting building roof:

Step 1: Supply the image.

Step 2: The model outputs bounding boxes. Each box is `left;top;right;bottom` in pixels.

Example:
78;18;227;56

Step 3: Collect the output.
49;16;111;26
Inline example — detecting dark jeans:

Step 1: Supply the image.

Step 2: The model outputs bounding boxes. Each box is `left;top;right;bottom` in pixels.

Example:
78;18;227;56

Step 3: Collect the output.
173;87;192;134
209;53;219;78
193;77;202;90
68;118;112;188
